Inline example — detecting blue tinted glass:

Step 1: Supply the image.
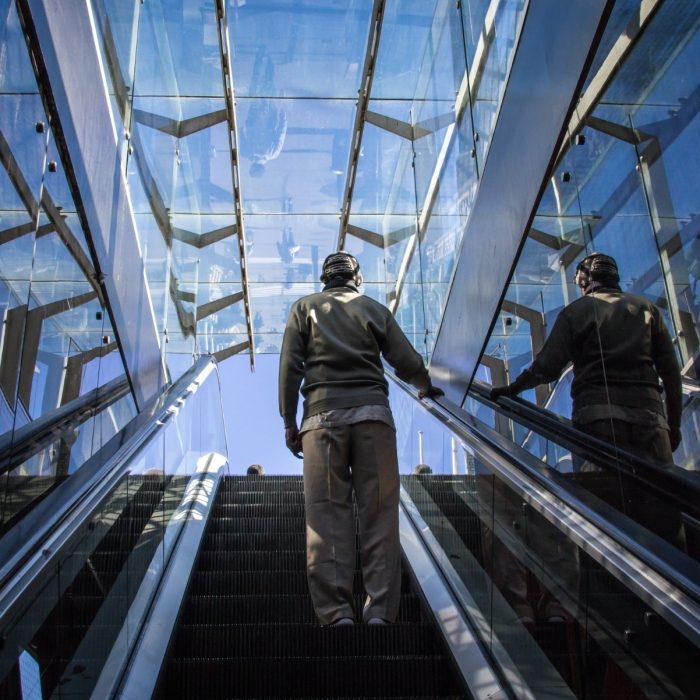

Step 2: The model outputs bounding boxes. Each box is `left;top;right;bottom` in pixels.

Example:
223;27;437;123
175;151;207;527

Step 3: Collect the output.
230;0;373;98
237;97;355;215
0;94;48;204
351;102;417;216
345;213;417;285
601;0;699;105
134;0;223;97
0;2;38;92
371;0;440;100
246;214;337;284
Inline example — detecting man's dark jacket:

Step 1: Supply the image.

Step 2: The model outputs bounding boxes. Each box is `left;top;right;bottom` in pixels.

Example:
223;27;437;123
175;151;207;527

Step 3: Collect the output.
514;288;682;431
279;281;431;427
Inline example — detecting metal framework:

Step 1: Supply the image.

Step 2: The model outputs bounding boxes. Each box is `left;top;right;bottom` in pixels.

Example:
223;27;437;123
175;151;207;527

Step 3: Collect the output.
431;0;614;402
555;0;666;168
336;0;386;252
21;0;168;407
84;1;254;365
215;0;255;367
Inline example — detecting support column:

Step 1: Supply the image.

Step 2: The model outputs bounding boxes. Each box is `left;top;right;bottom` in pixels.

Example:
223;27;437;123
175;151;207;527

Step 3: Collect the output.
21;0;167;408
430;0;614;403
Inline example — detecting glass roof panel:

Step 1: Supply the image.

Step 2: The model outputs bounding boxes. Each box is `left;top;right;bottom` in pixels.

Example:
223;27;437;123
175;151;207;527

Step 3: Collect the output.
133;0;223;97
600;0;700;106
30;232;88;283
131;96;233;215
245;213;337;285
580;0;644;93
349;103;417;216
0;214;36;283
371;0;440;100
198;331;250;356
0;0;38;92
236;97;355;215
229;0;373;98
344;213;417;285
0;94;49;204
248;281;321;350
26;280;95;310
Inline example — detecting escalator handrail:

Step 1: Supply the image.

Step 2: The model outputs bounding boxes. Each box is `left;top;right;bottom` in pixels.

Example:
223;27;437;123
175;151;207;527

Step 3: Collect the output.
0;356;217;618
92;457;226;700
470;379;700;520
388;372;700;607
0;375;131;475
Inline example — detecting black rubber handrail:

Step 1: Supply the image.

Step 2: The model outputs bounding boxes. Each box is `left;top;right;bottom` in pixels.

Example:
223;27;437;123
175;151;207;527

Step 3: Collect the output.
0;376;131;476
0;356;215;596
470;379;700;521
387;372;700;605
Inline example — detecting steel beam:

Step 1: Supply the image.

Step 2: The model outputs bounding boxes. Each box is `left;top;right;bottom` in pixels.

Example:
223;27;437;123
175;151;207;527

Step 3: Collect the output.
132;108;228;139
213;340;249;363
196;291;244;322
431;0;614;403
215;0;255;368
21;0;167;408
555;0;666;167
337;0;386;251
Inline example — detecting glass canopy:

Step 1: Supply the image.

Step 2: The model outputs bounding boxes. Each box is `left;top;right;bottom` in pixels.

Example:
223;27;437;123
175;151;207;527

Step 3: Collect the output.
88;0;527;374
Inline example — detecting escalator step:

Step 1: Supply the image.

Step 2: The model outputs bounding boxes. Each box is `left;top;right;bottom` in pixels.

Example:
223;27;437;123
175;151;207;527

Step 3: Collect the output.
196;551;368;571
213;503;306;519
218;491;306;505
171;623;438;658
190;571;413;596
165;657;461;698
203;532;306;551
222;477;305;490
197;551;306;571
159;475;467;699
207;517;306;534
181;594;421;625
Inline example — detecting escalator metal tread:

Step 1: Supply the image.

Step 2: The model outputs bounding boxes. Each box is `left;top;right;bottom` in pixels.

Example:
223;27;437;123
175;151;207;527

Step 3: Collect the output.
163;475;468;699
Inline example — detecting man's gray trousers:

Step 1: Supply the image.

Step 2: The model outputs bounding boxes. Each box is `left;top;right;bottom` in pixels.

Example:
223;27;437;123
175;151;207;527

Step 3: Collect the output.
302;421;401;625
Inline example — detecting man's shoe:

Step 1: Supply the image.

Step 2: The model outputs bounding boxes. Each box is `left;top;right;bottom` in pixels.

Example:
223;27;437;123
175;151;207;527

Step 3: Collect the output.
331;617;354;626
367;617;388;625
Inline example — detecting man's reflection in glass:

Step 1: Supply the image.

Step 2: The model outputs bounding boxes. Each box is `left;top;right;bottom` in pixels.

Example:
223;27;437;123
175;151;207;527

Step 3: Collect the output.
491;252;682;466
486;253;686;630
240;48;287;178
277;226;299;264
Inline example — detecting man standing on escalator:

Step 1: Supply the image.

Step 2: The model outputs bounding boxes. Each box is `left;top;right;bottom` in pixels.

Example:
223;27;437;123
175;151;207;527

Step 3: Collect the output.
279;251;443;626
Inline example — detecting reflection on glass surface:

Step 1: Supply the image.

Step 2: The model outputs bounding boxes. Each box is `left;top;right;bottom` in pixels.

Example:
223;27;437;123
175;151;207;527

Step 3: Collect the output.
350;113;417;216
230;1;373;99
344;0;523;360
91;0;255;369
391;379;699;699
90;0;527;372
466;0;528;168
0;1;136;527
480;0;700;470
0;361;228;698
237;97;355;215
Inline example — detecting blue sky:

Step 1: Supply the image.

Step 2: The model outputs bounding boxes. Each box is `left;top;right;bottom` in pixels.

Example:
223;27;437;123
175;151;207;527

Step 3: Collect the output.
219;353;302;475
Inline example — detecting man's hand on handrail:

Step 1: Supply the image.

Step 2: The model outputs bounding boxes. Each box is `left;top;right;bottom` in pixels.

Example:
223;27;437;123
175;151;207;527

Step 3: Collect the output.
418;385;445;400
